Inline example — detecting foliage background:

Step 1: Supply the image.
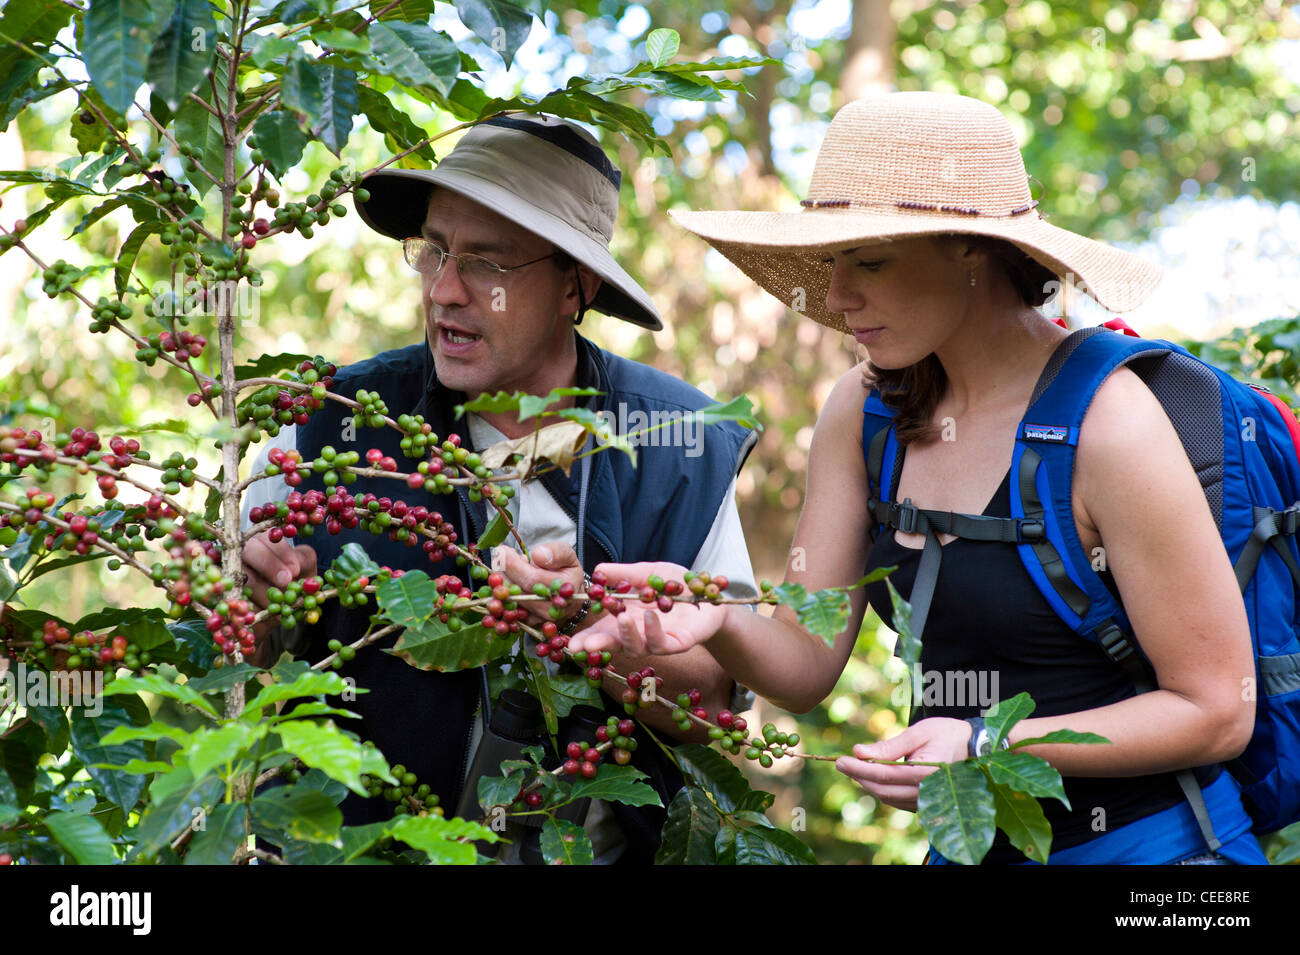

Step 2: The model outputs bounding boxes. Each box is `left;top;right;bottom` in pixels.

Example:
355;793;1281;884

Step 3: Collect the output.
3;0;1299;864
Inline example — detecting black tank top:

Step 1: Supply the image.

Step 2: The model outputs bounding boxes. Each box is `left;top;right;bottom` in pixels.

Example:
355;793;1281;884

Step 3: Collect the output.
863;463;1219;863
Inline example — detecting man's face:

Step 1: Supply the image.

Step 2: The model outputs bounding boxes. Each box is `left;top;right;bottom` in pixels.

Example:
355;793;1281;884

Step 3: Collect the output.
419;188;580;397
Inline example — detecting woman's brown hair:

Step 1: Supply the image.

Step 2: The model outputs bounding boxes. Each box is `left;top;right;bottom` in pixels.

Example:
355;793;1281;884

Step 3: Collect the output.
865;236;1060;445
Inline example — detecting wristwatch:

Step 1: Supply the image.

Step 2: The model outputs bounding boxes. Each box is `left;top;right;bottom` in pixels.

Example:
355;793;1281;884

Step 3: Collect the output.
965;716;1010;758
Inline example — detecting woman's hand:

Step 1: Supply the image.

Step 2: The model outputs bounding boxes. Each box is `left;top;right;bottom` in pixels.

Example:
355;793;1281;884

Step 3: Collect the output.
834;718;972;812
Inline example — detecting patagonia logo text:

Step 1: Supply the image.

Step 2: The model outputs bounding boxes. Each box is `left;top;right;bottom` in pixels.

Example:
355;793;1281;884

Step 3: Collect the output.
1022;424;1070;443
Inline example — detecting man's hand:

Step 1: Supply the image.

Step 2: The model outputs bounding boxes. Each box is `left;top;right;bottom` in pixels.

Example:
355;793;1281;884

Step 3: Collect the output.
243;530;318;666
494;542;586;627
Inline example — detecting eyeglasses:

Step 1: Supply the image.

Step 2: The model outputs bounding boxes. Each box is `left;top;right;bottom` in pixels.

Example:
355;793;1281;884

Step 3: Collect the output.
402;237;563;290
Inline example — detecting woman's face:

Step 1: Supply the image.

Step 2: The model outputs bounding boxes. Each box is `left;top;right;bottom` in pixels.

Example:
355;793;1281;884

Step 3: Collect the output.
823;235;975;370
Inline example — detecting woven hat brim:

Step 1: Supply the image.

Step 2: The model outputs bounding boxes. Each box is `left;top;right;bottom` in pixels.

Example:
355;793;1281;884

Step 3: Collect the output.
669;207;1162;332
357;167;663;331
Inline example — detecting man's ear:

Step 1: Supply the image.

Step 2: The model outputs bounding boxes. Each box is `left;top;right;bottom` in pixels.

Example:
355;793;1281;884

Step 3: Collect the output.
574;261;603;306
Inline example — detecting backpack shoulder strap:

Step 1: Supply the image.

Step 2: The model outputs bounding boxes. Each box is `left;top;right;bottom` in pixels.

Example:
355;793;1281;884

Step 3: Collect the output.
862;389;900;541
1011;327;1178;640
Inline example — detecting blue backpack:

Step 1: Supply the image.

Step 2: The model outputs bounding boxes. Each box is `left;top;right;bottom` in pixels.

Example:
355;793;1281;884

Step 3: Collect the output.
863;324;1300;850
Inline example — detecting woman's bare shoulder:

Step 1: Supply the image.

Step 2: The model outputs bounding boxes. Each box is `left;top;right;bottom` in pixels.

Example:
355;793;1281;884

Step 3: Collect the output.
816;362;874;444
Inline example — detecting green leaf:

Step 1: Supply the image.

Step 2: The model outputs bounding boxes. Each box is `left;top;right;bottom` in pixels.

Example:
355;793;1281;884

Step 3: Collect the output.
332;541;381;579
367;21;460;97
375;0;435;21
388;618;517;673
185;722;265;781
984;691;1035;751
989;779;1053;864
105;759;174;774
271;701;361;724
75;606;173;651
888;579;922;671
476;511;510;549
983;750;1069;808
731;825;817;865
280;49;324;126
45;811;118;864
25;551;110;580
133;768;224;860
545;671;602;720
246;33;300;69
916;760;996;866
456;389;525;416
1010;729;1111;748
114;221;161;296
98;720;194;749
81;0;158;115
476;773;524;811
672;743;749;812
650;69;723;102
1;0;76;45
313;64;358;156
69;196;127;237
276;720;395;796
540;816;593;864
714;824;736;864
174;74;225;197
453;0;533;69
339;820;390;861
771;580;852;646
147;0;216;110
251;110;308;178
644;28;679;68
252;786;343;845
185;662;258;695
733;789;776;813
357;85;436;164
69;700;149;811
656;55;779;74
184;803;247;865
655;785;720;864
102;672;220;719
567;763;662;808
234;352;314;380
242;669;352;716
27;705;69;754
375;569;438;629
0;724;42;804
520;651;559;737
0;765;20;826
388;814;497;862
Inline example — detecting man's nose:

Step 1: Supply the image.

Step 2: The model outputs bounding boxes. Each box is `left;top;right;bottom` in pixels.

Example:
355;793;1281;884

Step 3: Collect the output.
427;259;470;307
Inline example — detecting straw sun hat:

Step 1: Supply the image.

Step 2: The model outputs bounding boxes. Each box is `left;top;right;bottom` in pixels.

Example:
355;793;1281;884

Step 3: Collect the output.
671;91;1163;333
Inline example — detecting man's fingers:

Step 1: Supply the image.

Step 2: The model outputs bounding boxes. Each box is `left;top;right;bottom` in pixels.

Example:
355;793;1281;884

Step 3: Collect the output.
243;534;317;607
532;542;578;570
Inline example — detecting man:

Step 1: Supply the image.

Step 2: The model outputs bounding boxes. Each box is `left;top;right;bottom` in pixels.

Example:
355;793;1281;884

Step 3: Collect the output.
241;115;758;862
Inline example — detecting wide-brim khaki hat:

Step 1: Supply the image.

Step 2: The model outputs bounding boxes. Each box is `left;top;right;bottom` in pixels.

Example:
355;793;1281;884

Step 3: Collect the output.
356;115;662;331
671;92;1162;333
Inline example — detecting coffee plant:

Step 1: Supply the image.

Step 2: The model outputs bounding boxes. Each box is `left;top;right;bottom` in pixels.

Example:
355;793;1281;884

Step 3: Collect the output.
0;0;1099;866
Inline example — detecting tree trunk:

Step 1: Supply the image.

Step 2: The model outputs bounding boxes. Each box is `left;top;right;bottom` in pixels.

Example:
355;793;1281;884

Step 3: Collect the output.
841;0;896;103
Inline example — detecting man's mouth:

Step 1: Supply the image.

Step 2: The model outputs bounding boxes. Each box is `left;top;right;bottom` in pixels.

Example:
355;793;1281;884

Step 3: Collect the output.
438;323;482;345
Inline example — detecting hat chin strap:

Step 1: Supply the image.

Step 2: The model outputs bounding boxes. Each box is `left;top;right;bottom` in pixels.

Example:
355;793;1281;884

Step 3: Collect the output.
571;260;589;326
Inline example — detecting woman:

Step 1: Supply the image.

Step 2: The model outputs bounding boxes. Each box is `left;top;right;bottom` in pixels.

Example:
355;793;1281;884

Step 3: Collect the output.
571;92;1265;864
